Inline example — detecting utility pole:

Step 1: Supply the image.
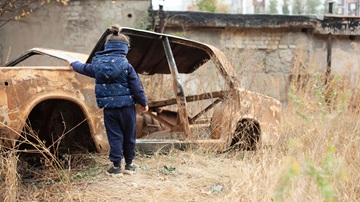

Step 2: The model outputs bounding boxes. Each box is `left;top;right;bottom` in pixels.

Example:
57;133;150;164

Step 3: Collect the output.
158;0;165;33
324;2;334;86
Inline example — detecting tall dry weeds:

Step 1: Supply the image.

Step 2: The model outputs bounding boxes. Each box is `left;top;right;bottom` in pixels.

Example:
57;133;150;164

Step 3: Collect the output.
0;151;18;202
270;46;360;201
0;122;79;201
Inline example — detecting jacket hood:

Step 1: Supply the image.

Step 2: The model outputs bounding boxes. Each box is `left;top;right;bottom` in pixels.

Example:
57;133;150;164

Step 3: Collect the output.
96;41;129;56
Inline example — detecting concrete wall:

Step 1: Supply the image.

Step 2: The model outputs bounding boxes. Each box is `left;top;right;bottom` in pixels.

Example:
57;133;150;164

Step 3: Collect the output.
0;0;150;65
164;27;360;104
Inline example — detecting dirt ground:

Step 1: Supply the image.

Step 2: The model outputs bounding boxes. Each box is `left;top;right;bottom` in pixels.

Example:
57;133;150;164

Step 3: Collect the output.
19;148;259;202
74;153;233;201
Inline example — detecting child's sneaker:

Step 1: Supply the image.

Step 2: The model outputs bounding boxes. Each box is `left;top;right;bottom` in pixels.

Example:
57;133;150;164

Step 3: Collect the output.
123;164;135;175
106;166;122;176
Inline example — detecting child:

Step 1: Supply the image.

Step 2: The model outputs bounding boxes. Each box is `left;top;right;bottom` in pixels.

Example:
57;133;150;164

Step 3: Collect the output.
70;25;148;175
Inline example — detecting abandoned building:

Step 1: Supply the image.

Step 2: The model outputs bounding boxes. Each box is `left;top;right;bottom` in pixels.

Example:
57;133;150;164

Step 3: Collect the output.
1;0;360;104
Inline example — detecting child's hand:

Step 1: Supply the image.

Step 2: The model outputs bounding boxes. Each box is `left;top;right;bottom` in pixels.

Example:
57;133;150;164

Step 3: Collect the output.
68;60;78;69
141;105;149;113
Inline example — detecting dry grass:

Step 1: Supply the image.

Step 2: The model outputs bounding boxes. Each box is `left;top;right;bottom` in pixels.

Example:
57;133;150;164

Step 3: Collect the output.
0;151;18;202
1;104;359;201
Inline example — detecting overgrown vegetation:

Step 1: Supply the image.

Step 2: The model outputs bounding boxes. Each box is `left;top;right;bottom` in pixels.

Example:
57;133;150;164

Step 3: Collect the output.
188;0;230;13
269;0;279;14
282;0;290;15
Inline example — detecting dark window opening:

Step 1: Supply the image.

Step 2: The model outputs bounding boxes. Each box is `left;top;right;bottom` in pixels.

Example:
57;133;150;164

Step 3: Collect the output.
349;35;356;41
301;28;308;33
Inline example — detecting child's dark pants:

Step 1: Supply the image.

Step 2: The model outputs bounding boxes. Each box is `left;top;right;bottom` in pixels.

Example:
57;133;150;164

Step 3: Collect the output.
103;106;136;167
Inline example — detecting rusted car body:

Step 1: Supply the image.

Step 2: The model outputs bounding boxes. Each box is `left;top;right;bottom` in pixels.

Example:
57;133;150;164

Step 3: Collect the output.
0;28;281;155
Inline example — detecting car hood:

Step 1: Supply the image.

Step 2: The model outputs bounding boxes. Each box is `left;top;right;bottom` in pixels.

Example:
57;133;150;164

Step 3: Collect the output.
3;48;88;67
87;27;213;75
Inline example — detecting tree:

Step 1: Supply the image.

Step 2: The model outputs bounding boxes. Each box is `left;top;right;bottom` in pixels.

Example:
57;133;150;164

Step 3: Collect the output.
255;6;263;14
269;0;278;14
305;0;321;14
292;0;302;14
196;0;217;12
282;0;290;14
0;0;68;28
193;0;230;13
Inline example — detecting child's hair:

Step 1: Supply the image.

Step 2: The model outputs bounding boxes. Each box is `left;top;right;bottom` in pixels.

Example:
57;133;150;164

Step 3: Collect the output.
106;25;130;45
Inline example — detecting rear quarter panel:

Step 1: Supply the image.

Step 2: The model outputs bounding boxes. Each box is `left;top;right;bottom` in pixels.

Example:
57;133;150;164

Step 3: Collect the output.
0;67;108;152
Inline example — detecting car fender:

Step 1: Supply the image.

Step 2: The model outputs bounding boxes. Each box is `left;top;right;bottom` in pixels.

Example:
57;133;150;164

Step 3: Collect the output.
211;89;281;148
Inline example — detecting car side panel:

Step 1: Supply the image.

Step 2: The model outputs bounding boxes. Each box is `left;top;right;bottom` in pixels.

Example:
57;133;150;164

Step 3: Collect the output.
0;67;108;152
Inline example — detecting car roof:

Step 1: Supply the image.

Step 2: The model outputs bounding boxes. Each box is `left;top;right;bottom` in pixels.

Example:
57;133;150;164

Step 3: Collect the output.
3;28;239;89
87;27;214;75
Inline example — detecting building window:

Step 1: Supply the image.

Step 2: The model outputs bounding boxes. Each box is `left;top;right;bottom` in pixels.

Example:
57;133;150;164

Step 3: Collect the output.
337;0;344;6
348;3;357;16
338;7;344;15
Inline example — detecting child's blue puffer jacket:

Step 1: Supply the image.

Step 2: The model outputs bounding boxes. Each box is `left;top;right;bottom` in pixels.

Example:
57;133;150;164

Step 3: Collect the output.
71;41;147;109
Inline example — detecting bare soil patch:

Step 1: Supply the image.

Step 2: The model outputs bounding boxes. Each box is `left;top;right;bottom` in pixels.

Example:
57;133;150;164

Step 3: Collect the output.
18;149;257;202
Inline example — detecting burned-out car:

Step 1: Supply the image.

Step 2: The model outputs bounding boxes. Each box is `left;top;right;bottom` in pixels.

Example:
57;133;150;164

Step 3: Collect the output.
0;27;281;155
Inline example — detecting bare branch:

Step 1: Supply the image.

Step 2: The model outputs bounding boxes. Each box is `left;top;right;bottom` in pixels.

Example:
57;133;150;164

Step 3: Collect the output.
0;0;68;22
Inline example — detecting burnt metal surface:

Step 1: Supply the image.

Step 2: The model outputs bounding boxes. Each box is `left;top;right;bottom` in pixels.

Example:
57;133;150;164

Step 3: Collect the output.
210;89;281;149
162;36;191;138
148;91;225;108
87;28;211;75
89;27;240;88
0;49;107;153
151;10;360;35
